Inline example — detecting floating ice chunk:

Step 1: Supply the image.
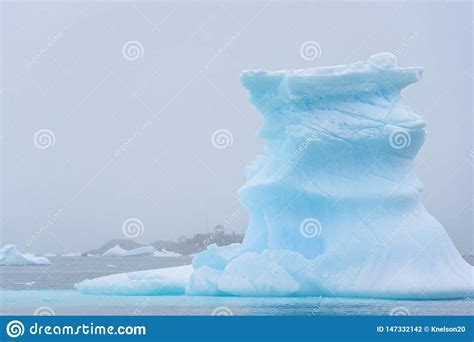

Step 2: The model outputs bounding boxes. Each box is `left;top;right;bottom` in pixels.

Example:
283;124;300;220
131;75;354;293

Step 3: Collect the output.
0;245;51;266
101;245;155;257
76;53;473;299
15;281;36;286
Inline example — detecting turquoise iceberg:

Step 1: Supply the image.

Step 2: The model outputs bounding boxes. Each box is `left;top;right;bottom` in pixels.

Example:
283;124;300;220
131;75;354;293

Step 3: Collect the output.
76;53;472;299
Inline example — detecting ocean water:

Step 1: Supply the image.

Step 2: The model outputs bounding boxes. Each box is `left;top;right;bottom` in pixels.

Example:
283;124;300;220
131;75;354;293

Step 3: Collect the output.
1;257;472;316
0;256;193;290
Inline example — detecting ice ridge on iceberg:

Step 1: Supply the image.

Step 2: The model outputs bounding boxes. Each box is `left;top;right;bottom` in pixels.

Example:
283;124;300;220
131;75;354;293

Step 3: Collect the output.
76;53;473;299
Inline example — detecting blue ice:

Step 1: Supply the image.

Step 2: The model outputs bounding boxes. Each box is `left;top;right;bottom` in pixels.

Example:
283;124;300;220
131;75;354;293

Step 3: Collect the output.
76;53;473;299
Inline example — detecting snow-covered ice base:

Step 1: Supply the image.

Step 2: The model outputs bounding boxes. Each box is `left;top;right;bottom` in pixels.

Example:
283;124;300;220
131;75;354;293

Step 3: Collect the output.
101;245;155;257
76;53;473;299
98;245;181;257
0;245;51;266
76;265;192;296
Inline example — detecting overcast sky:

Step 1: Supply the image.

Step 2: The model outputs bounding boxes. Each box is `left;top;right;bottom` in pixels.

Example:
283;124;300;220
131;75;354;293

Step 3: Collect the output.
1;0;472;254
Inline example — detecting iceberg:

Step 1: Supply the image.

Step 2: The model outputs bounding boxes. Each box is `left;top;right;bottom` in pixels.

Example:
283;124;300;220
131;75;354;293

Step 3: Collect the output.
76;53;473;299
0;245;51;266
100;245;155;257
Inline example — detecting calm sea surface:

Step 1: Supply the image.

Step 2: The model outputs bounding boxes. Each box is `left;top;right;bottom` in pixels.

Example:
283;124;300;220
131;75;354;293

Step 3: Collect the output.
1;256;472;316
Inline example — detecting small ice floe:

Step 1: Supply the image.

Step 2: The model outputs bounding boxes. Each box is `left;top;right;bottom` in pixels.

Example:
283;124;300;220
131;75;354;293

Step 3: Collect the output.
15;281;36;286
